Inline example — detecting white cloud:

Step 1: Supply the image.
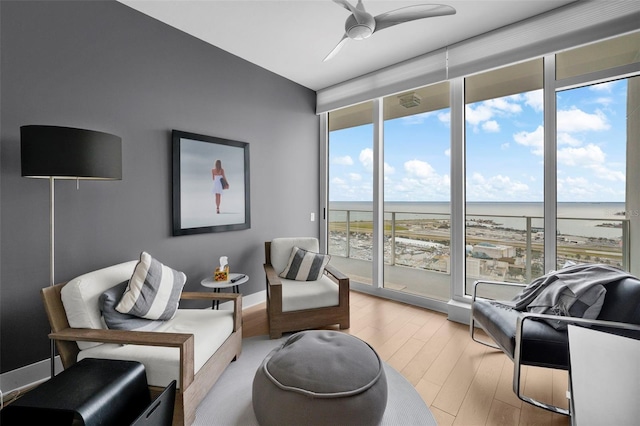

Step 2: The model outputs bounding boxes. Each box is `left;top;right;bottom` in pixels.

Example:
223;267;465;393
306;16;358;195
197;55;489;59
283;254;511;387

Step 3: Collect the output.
438;111;451;124
466;96;523;132
586;164;625;182
513;125;543;156
384;163;395;175
466;172;532;201
524;90;543;112
404;159;436;178
331;177;346;185
557;107;609;132
465;104;493;126
557;132;583;147
501;143;510;150
482;120;500;132
332;155;353;166
557;144;606;167
557;175;624;201
359;148;373;172
589;81;617;92
349;173;362;181
444;148;451;157
359;148;393;175
484;97;523;114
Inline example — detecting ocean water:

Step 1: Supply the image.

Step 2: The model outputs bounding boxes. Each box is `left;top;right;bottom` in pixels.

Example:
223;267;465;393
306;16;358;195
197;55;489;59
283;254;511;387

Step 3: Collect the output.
329;201;627;239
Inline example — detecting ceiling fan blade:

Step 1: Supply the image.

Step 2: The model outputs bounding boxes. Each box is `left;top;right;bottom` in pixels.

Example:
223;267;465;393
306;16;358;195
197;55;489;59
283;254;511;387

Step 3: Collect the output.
323;35;349;62
332;0;370;25
374;4;456;32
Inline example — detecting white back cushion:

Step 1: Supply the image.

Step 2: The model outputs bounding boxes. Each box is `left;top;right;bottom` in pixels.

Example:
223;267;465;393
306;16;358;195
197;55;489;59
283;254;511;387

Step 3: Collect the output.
270;237;319;274
61;261;137;350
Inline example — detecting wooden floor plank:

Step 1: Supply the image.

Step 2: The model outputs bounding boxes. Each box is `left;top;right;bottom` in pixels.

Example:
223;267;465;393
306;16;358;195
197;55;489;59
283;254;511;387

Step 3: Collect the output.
486;399;522;426
451;351;504;425
400;321;460;385
422;322;471;386
431;336;488;416
242;291;570;426
387;337;427;372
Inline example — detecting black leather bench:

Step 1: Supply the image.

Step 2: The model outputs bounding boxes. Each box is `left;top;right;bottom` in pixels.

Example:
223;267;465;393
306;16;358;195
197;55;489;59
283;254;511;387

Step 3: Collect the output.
1;358;175;426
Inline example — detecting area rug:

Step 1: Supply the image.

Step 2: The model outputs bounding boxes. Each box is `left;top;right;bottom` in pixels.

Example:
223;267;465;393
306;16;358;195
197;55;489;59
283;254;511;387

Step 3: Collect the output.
194;335;437;425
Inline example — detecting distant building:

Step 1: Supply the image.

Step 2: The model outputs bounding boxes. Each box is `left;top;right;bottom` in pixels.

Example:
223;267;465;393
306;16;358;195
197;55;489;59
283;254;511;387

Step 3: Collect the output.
471;242;516;259
395;237;445;249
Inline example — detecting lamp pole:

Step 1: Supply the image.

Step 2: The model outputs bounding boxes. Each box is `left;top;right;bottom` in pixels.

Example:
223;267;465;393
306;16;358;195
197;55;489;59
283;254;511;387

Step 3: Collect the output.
49;176;56;377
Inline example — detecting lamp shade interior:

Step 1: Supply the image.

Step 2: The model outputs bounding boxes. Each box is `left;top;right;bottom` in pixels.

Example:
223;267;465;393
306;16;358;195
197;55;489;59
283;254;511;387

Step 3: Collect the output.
21;125;122;179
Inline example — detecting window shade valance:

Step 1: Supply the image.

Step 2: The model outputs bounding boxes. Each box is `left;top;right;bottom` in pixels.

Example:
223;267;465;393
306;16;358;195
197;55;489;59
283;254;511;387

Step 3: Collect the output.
316;1;640;115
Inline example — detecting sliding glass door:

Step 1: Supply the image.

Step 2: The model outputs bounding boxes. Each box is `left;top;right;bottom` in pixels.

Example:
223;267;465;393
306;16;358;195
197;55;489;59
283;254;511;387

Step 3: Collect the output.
381;82;451;301
464;59;544;296
328;101;375;285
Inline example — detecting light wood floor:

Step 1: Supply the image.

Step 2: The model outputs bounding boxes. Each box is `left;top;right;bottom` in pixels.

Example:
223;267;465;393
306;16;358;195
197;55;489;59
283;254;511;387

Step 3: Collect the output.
243;290;570;426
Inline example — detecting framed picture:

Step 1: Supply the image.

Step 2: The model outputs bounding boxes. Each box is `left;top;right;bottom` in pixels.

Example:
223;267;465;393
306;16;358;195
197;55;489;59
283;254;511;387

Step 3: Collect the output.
172;130;250;236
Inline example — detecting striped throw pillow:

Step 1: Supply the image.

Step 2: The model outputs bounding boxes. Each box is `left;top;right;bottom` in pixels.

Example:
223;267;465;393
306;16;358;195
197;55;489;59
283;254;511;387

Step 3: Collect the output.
116;252;186;320
279;246;331;281
100;281;165;330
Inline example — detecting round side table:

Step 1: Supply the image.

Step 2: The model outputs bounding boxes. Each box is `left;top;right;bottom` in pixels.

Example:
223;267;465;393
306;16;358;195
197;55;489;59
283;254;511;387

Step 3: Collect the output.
201;273;249;309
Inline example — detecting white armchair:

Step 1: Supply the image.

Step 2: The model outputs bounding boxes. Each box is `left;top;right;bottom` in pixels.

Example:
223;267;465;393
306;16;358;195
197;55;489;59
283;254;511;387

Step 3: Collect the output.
41;261;242;426
264;237;350;339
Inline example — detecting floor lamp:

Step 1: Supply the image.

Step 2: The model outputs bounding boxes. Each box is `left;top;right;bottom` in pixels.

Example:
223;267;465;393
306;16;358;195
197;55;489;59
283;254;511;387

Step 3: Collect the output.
20;125;122;377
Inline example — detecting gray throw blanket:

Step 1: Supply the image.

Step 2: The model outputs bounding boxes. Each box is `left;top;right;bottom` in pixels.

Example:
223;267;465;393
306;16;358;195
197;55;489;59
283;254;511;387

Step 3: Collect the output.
499;263;635;329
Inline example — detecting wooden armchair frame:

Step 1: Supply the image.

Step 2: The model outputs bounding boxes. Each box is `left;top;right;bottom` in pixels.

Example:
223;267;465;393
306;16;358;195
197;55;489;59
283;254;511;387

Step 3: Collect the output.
41;283;242;426
264;241;350;339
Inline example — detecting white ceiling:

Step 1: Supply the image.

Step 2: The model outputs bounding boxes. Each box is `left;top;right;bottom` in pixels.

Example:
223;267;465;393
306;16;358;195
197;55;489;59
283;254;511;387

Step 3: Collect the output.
119;0;576;91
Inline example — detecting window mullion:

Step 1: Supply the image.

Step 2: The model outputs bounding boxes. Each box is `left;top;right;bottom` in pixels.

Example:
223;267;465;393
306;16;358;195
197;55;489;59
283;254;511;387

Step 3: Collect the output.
373;98;384;288
543;55;557;273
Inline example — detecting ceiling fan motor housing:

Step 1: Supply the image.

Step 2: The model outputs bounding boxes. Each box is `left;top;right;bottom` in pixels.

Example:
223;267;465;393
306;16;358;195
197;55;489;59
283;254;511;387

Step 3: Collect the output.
345;13;375;40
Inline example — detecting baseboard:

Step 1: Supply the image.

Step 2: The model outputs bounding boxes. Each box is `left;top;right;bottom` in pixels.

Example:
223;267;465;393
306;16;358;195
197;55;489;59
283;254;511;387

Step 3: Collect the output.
0;357;62;395
217;289;266;310
447;299;471;325
0;290;267;395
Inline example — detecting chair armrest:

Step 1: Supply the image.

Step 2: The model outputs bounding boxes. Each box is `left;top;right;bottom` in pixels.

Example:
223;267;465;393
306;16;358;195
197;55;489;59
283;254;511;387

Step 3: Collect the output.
516;312;640;336
324;264;348;282
264;263;283;313
325;263;350;306
181;291;240;302
472;280;526;302
49;327;195;389
513;312;640;391
181;292;242;332
264;263;282;287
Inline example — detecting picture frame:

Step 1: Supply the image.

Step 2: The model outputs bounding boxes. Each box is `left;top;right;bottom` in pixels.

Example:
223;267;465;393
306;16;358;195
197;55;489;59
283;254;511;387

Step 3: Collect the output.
172;130;250;236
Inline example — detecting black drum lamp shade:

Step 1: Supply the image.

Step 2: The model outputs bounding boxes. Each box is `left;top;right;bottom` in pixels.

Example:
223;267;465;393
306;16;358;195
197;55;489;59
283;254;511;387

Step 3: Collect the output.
21;125;122;180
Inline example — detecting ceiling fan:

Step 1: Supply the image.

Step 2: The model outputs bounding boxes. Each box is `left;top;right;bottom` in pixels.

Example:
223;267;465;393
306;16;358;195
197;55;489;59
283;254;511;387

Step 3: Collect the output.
324;0;456;61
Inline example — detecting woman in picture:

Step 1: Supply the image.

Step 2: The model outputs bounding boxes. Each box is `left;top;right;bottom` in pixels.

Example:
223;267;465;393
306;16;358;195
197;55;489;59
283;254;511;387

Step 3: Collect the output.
211;159;228;214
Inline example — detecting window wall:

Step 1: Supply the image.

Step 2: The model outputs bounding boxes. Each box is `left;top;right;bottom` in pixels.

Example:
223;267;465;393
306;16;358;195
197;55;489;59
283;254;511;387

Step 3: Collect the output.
323;30;640;310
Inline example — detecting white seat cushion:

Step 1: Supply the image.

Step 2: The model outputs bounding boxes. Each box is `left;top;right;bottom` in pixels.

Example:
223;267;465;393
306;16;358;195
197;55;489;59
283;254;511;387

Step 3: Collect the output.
77;309;234;388
61;261;138;350
281;275;339;312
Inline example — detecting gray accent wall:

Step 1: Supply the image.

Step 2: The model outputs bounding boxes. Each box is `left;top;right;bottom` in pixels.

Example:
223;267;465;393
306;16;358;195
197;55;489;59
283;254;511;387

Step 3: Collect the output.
0;0;319;373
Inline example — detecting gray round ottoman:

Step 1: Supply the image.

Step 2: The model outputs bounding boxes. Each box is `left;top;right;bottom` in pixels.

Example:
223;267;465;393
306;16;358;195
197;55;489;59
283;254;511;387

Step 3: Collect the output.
252;330;388;426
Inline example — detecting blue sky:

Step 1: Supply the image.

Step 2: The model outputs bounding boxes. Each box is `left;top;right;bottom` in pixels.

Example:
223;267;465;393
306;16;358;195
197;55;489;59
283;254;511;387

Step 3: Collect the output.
329;79;628;203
